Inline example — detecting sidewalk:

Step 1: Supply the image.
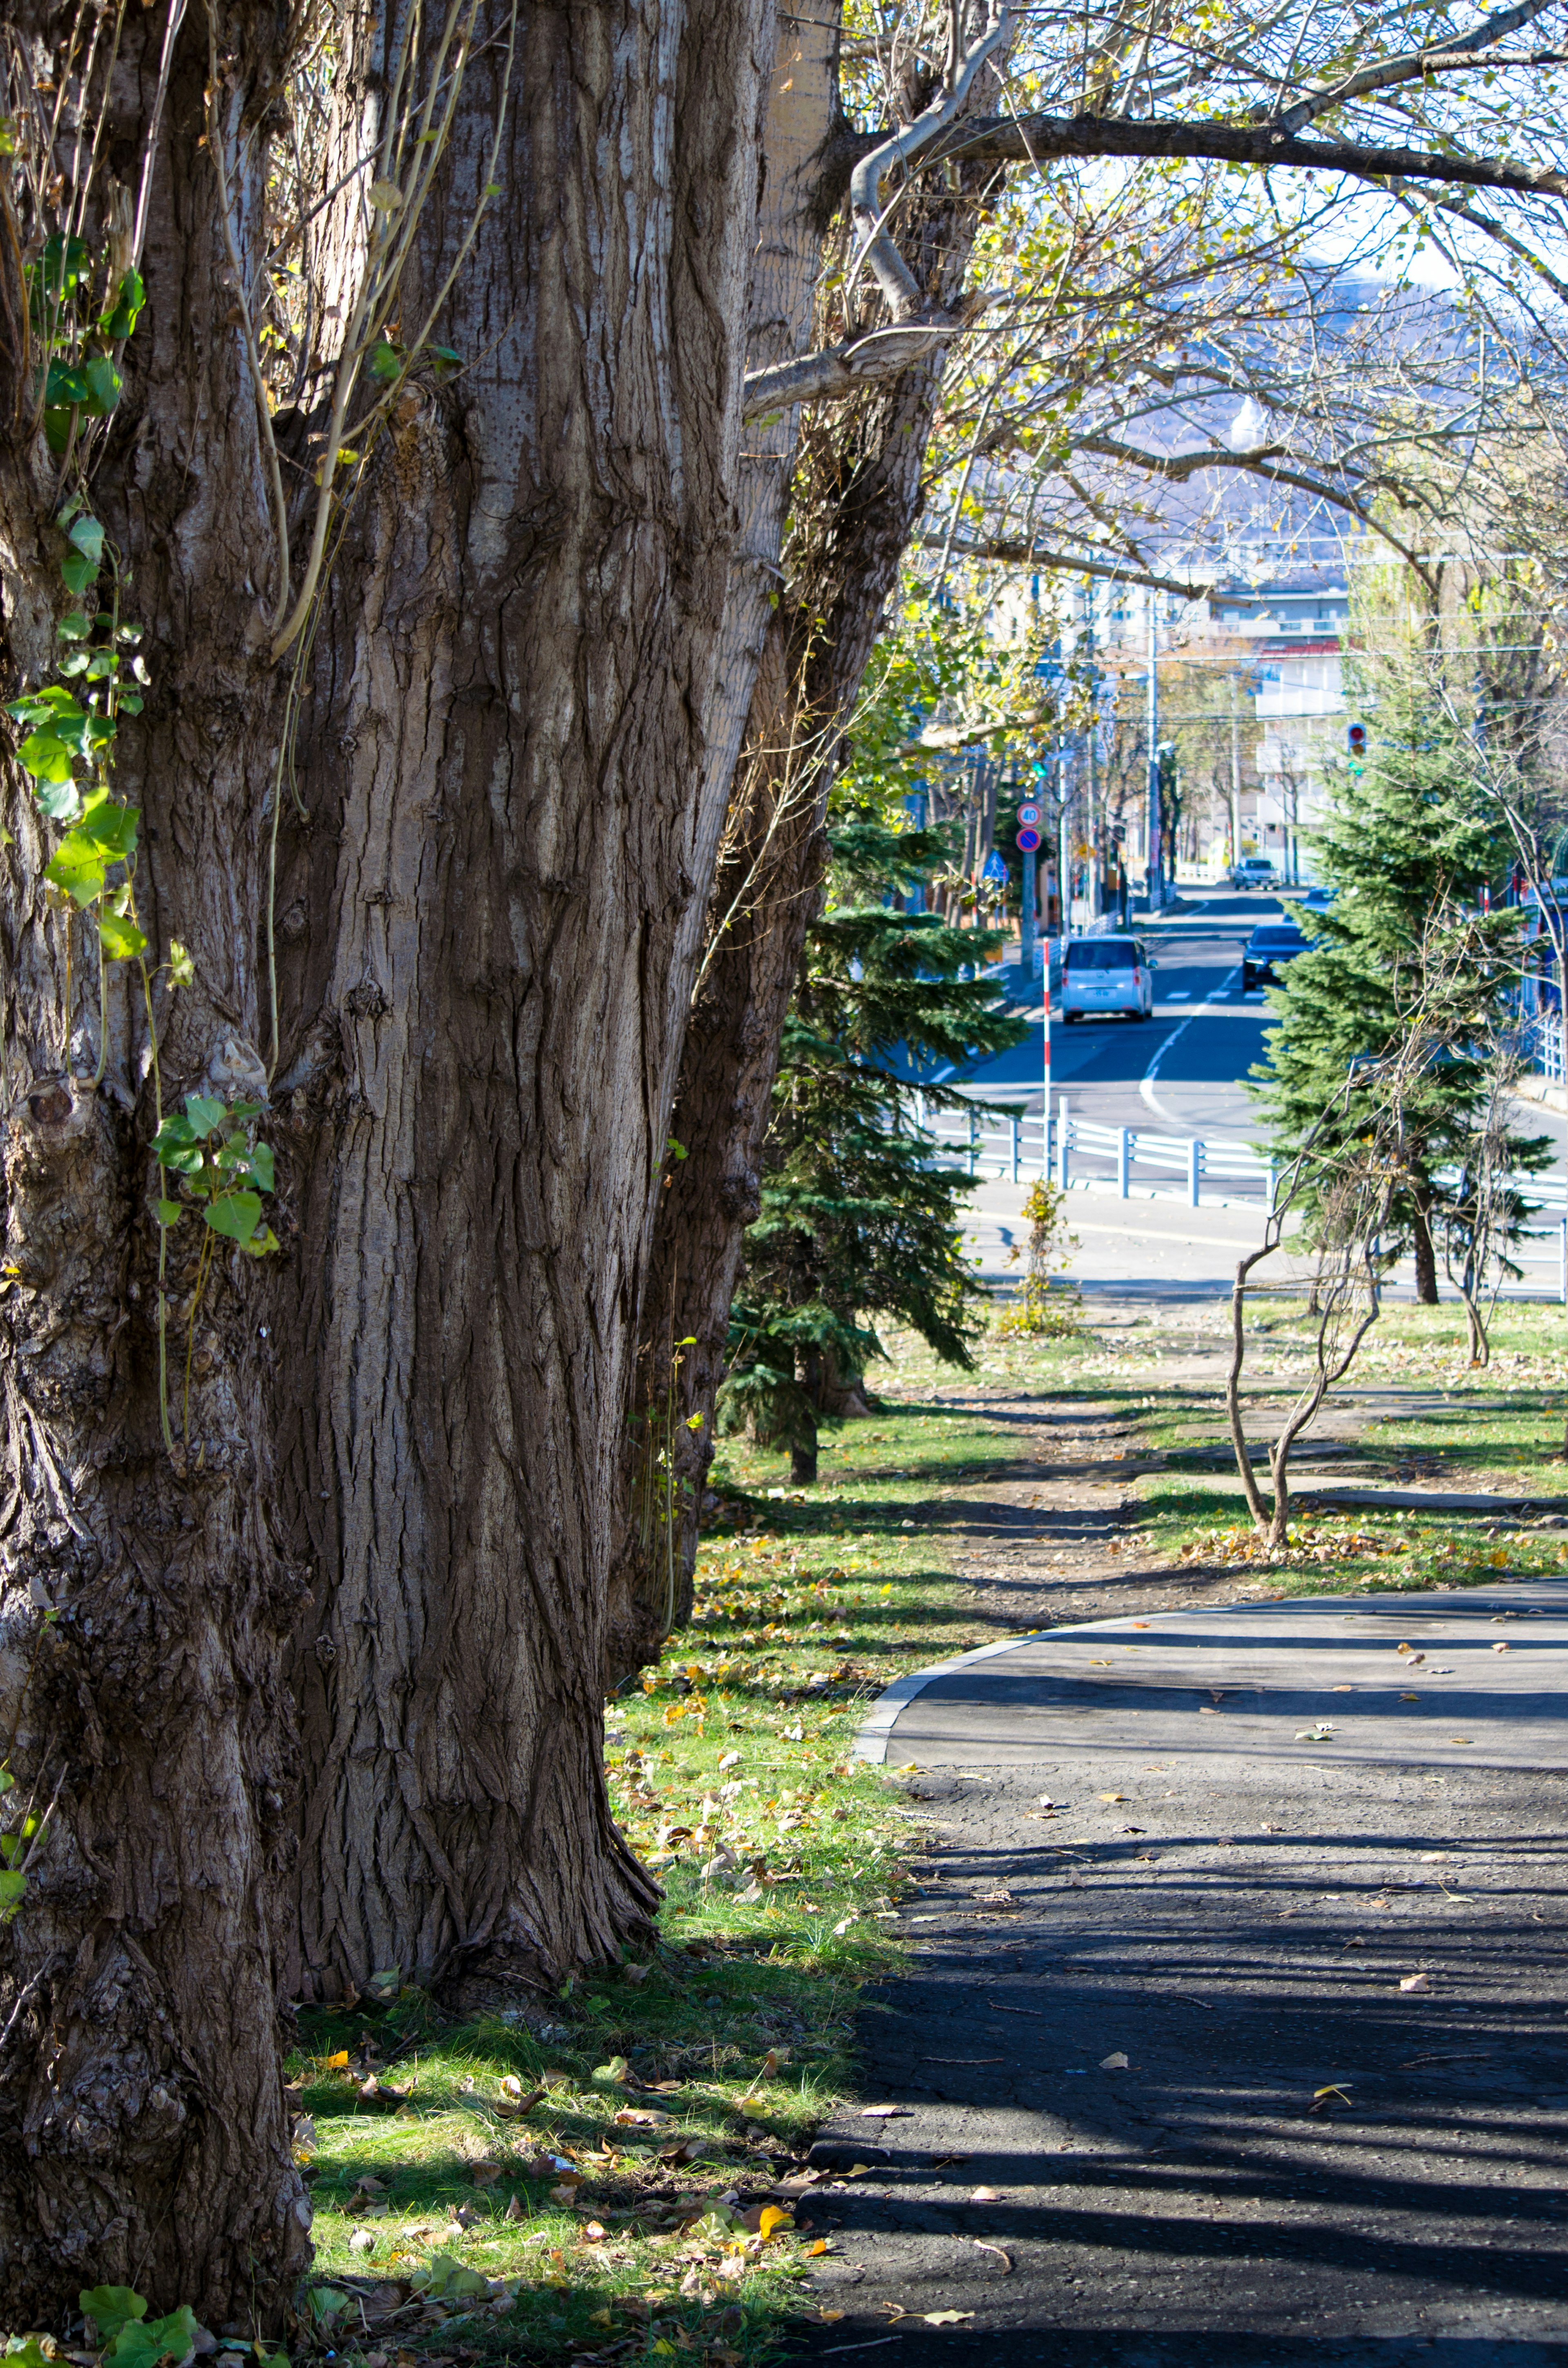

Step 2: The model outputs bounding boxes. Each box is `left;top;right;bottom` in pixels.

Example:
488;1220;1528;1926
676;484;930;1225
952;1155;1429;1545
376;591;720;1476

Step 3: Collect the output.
789;1581;1568;2362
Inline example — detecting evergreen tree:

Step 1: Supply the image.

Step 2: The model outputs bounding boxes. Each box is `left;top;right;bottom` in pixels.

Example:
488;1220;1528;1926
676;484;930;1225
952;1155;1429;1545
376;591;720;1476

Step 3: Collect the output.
721;831;1027;1481
1252;669;1550;1300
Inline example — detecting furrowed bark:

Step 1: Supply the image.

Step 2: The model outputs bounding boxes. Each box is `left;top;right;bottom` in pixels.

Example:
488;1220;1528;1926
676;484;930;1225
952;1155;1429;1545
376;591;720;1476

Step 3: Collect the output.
608;83;1001;1678
603;1;842;1689
0;2;310;2324
282;0;773;2002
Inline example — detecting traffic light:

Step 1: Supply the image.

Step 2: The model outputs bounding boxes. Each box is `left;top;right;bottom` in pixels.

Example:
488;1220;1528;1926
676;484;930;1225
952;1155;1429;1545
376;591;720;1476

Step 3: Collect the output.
1346;721;1368;758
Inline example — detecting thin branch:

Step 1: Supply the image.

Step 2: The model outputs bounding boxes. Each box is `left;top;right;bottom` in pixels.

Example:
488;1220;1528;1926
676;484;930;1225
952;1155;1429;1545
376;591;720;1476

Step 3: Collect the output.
924;109;1568;204
848;0;1013;319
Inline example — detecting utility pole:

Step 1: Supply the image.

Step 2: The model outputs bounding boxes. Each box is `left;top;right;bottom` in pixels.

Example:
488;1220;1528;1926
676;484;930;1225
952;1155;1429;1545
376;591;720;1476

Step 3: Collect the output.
1082;576;1100;915
1229;672;1244;872
1146;588;1162;910
1058;736;1071;941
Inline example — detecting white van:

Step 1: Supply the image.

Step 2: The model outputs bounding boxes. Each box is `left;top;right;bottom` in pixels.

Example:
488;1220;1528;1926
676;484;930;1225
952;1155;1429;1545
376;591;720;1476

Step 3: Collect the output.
1060;936;1157;1022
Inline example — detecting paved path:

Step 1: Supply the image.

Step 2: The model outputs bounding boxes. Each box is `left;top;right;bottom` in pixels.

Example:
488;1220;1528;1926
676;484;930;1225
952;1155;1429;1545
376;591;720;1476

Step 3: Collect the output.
789;1585;1568;2366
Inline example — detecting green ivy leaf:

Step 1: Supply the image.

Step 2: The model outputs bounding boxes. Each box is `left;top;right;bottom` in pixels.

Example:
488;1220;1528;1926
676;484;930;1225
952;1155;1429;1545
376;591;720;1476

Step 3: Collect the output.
33;776;82;823
247;1142;276;1193
184;1094;226;1134
56;613;91;641
14;726;76;785
67;513;105;565
80;2288;148;2342
44;360;91;408
46;831;108;906
100;266;145;342
98;908;147;960
80;793;139;862
152;1113;200;1151
0;1866;26;1921
369;339;402;381
60;548;98;595
168;940;195;987
155;1199;183;1227
204;1191;263;1243
81;355;122;416
107;2305;200;2368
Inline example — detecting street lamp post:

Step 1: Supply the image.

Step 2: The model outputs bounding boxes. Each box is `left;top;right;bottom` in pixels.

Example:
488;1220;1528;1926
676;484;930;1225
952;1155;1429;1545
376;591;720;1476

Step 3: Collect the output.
1146;590;1163;910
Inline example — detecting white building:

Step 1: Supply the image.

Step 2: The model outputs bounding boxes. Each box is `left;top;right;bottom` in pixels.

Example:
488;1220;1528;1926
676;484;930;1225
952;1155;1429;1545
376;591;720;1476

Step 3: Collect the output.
1214;581;1350;878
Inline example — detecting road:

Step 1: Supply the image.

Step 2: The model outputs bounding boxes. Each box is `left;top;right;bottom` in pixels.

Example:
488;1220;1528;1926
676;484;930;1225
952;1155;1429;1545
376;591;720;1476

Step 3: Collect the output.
950;887;1568;1302
958;886;1283;1139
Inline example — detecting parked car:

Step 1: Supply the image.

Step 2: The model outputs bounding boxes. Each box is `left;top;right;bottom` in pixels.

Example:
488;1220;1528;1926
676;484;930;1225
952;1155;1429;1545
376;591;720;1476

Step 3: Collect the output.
1230;855;1276;890
1060;935;1157;1021
1299;883;1335;917
1242;920;1308;990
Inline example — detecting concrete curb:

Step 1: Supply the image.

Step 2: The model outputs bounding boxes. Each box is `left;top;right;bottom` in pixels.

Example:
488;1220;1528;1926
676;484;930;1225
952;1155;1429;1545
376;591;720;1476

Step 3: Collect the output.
851;1606;1206;1766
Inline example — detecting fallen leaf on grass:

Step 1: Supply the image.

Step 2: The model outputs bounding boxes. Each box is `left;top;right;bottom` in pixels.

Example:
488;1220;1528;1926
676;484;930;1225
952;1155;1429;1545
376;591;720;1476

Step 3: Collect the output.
969;2186;1002;2203
494;2076;545;2117
470;2161;503;2186
1398;1973;1431;1993
808;2243;833;2260
1098;1792;1126;1803
612;2107;672;2127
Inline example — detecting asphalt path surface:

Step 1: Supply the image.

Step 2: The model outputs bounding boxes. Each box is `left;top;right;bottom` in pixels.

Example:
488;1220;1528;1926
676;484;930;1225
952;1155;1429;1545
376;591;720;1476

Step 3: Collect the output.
787;1580;1568;2366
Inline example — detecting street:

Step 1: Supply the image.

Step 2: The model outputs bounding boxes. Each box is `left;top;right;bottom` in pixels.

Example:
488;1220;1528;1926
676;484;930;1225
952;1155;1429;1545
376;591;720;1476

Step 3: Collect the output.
951;889;1568;1303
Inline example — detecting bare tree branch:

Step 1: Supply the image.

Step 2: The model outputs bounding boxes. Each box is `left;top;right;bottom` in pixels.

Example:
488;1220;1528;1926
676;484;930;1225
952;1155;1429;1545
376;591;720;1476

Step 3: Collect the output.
929;109;1568;203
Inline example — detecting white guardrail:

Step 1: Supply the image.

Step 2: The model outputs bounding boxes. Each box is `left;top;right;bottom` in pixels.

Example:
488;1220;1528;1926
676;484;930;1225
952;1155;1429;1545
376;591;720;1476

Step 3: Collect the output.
910;1091;1568;1300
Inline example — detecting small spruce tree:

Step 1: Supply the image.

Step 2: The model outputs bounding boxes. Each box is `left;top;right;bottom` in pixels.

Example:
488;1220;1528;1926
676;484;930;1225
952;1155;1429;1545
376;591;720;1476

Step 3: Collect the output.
1252;669;1549;1300
721;841;1027;1481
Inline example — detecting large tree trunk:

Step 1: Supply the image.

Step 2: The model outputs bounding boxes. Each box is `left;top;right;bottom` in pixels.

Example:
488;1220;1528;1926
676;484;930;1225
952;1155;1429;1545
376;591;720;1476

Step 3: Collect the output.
608;130;1000;1674
281;0;773;2003
0;3;311;2326
0;0;771;2321
603;1;844;1686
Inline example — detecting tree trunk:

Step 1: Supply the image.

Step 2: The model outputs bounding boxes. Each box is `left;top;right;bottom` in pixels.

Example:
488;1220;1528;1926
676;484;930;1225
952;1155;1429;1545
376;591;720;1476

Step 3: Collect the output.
1412;1193;1440;1304
281;0;773;2003
0;0;772;2317
609;140;997;1674
603;1;844;1686
0;3;311;2324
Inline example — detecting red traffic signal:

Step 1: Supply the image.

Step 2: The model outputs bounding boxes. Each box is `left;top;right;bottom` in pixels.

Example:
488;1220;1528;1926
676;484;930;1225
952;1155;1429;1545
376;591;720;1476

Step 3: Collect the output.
1346;721;1368;757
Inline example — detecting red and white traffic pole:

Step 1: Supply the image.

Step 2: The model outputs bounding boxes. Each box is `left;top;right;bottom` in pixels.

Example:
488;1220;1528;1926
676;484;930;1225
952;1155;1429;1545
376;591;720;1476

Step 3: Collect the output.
1042;943;1051;1179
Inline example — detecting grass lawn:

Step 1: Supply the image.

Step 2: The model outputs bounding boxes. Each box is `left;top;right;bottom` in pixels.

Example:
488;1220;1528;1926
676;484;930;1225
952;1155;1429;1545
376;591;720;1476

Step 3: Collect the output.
289;1292;1568;2367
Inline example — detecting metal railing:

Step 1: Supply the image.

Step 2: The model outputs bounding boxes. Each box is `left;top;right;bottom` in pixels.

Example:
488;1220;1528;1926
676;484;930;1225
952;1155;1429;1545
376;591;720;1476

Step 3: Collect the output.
911;1092;1568;1299
913;1093;1274;1206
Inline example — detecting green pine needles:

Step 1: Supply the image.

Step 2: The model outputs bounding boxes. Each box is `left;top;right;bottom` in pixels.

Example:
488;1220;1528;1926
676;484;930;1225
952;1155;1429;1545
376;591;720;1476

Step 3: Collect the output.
722;861;1026;1481
1251;666;1552;1301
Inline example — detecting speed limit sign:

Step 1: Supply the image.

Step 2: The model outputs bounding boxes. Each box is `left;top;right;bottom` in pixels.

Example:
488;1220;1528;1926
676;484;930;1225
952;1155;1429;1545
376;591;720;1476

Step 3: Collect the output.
1018;802;1041;826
